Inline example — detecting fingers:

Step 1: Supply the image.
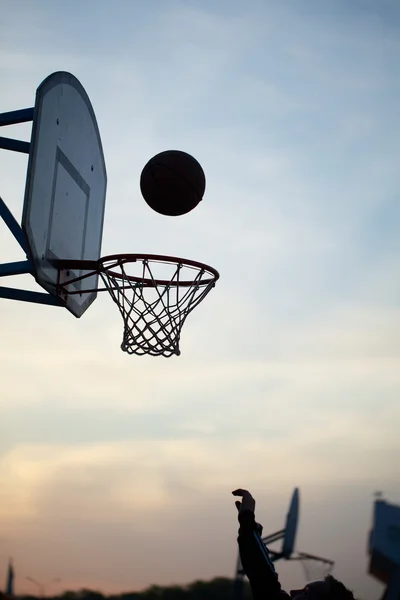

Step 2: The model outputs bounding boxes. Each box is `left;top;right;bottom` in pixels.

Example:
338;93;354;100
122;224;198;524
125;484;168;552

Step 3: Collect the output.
232;488;256;513
232;489;251;497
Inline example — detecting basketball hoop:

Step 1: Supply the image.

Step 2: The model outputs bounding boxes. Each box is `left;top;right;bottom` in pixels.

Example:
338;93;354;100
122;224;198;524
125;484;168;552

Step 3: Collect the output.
297;553;334;582
57;254;219;357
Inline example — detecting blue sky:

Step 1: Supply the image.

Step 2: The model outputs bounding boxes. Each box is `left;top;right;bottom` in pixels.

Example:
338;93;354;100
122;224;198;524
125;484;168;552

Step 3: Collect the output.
0;2;399;599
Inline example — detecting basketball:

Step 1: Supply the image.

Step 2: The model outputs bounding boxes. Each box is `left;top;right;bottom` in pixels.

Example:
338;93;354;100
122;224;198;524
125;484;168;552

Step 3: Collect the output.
140;150;206;216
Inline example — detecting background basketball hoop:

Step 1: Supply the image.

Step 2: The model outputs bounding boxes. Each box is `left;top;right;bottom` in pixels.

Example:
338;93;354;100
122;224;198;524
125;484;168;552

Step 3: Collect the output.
295;552;335;582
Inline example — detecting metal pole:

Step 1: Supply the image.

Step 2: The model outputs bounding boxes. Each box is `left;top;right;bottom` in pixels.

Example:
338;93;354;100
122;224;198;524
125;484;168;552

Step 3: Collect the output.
0;261;33;277
0;107;34;126
0;196;28;252
0;137;30;154
0;286;63;306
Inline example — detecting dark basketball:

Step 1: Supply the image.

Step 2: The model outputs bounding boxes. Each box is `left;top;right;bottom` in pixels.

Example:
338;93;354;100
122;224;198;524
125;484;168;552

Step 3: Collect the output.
140;150;206;216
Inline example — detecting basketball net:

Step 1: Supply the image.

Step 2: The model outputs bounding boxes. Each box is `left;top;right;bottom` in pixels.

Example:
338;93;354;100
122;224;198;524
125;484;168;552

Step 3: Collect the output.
58;254;219;357
298;553;334;582
99;255;218;356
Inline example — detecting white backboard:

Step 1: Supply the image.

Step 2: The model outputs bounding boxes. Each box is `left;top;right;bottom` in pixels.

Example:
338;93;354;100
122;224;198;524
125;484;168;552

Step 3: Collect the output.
22;72;107;317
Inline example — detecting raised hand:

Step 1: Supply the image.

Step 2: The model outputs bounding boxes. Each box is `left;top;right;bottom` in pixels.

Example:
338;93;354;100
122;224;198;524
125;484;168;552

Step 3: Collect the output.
232;488;256;514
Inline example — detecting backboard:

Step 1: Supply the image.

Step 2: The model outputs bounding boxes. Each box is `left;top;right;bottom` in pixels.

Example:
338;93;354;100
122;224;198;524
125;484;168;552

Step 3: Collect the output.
369;499;400;585
282;487;300;558
22;71;107;317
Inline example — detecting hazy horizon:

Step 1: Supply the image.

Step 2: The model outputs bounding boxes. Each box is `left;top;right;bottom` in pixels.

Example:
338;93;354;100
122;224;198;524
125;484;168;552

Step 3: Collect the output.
1;2;399;600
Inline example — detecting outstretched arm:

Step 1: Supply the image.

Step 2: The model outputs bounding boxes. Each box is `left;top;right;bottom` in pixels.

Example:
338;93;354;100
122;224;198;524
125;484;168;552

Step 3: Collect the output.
232;489;289;600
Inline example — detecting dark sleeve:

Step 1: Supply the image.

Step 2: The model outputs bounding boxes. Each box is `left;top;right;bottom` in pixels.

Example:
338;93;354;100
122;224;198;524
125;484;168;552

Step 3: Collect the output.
237;511;289;600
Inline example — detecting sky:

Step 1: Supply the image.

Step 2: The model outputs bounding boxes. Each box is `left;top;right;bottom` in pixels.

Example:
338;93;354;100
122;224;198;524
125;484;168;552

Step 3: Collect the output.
0;1;399;599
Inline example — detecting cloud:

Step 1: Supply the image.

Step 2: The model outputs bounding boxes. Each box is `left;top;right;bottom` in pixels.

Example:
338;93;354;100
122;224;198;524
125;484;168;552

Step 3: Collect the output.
0;437;396;595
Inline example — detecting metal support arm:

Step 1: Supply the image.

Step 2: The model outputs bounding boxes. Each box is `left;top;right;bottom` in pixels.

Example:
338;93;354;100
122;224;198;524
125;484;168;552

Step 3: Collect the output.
0;195;62;307
0;107;33;154
0;137;30;154
262;529;285;545
0;196;28;252
0;109;64;308
0;107;34;126
0;286;63;306
0;261;33;277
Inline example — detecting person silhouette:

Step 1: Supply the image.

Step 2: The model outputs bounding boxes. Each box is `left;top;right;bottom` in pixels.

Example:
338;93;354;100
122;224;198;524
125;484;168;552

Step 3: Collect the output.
232;489;354;600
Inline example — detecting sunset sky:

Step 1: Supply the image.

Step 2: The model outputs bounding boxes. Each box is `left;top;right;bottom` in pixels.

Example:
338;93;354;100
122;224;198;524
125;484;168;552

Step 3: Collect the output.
1;2;399;600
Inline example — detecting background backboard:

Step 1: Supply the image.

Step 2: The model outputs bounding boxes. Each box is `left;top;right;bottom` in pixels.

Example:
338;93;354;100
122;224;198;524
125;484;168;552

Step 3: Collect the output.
282;487;300;558
369;498;400;585
22;71;107;317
